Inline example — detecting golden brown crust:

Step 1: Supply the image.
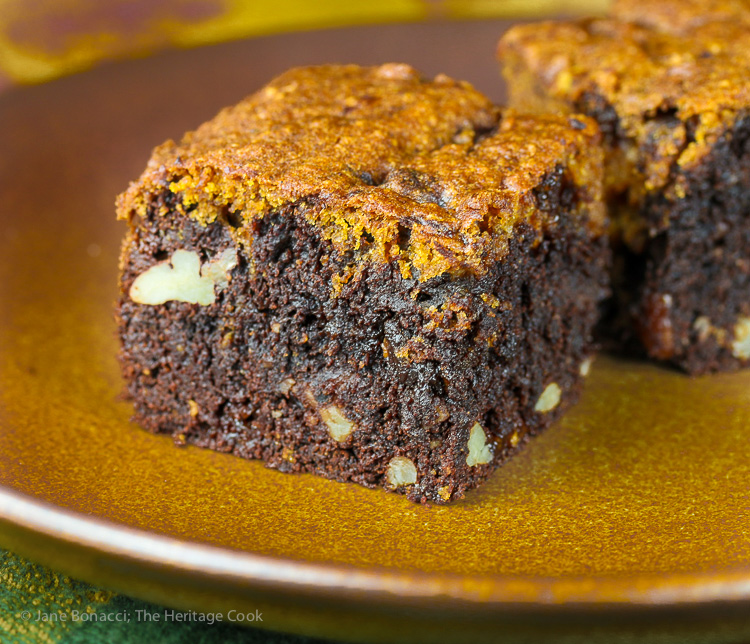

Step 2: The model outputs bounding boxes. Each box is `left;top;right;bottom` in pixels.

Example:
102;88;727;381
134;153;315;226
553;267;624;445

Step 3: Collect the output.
611;0;750;34
499;12;750;199
117;63;604;281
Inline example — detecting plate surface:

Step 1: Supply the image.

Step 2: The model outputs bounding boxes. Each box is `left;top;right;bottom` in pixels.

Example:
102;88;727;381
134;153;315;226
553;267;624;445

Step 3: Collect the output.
3;19;750;644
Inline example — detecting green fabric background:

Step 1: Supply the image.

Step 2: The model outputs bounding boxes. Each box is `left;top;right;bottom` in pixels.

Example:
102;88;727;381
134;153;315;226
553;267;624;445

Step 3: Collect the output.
0;549;333;644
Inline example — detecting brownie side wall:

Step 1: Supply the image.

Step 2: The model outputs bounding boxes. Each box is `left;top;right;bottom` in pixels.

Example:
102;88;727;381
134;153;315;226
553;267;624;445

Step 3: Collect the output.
118;183;609;503
564;86;750;374
633;114;750;373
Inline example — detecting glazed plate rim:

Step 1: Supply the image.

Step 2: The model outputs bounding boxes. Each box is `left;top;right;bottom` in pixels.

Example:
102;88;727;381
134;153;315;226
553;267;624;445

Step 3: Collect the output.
3;486;750;610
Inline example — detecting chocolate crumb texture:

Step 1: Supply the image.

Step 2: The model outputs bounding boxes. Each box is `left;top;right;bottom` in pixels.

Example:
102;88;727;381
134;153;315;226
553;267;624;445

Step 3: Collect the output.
117;63;609;502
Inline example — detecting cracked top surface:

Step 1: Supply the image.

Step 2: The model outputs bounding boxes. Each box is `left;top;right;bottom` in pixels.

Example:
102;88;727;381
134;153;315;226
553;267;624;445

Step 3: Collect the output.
611;0;750;35
117;64;604;281
499;3;750;193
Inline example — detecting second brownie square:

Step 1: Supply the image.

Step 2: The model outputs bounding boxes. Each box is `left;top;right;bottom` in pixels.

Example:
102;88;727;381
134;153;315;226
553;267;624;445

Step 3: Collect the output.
499;6;750;374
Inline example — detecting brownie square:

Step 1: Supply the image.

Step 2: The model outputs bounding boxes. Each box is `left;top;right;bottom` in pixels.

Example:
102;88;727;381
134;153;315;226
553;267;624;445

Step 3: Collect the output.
499;4;750;373
117;64;609;502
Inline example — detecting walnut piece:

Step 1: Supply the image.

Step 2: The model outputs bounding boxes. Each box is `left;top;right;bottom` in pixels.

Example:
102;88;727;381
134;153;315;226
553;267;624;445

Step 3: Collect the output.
534;382;561;413
320;405;355;442
466;422;492;466
731;317;750;360
129;247;237;306
386;456;417;488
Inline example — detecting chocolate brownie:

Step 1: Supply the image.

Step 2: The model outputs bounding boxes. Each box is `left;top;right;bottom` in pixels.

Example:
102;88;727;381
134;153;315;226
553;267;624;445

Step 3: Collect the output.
116;64;609;503
499;3;750;374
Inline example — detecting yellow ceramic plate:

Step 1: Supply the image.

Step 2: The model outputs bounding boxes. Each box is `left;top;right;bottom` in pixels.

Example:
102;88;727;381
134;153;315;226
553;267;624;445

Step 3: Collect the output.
2;19;750;644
